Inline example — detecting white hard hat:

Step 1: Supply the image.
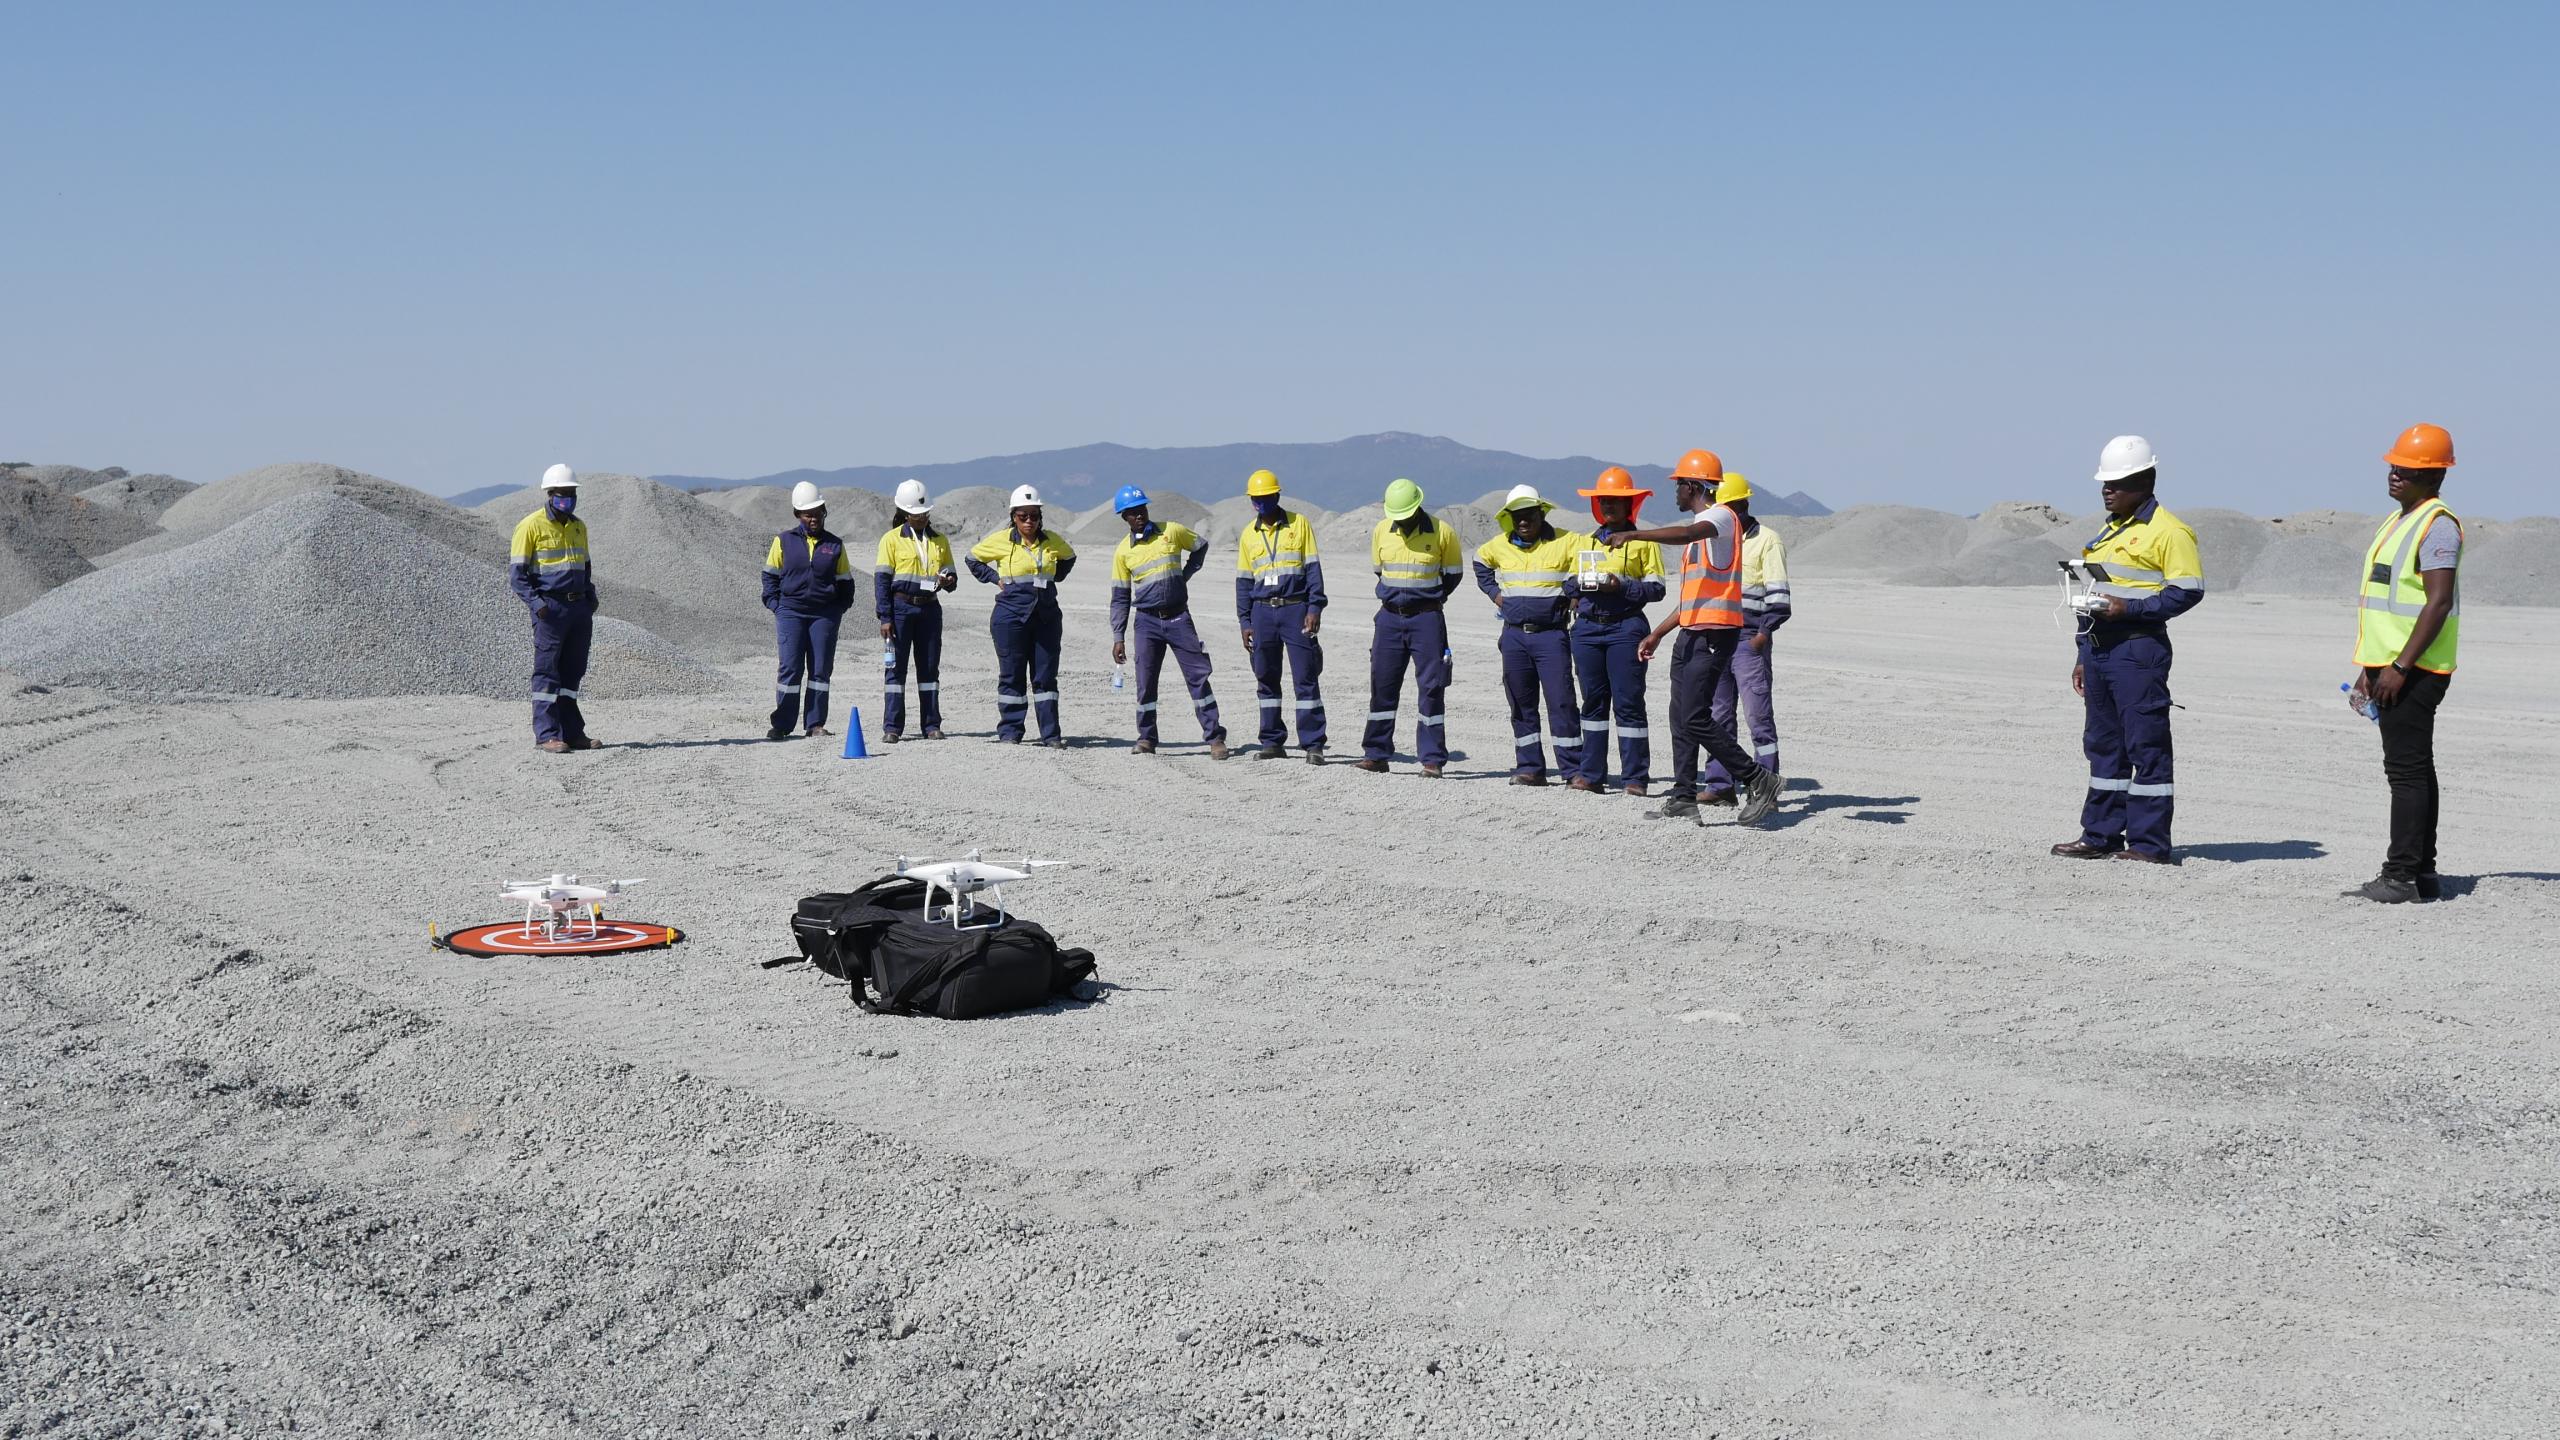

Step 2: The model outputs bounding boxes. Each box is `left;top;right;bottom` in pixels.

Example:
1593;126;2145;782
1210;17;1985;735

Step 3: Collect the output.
893;478;930;513
2094;435;2158;483
789;480;825;511
1499;483;1551;512
541;462;577;490
1009;484;1043;508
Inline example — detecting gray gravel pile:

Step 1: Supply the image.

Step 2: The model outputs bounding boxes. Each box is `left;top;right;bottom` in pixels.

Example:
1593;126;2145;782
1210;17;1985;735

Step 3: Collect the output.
922;484;1037;553
1790;504;1972;576
475;474;776;661
4;463;128;491
1201;494;1334;551
2454;517;2558;606
1064;489;1210;549
699;483;896;542
104;461;502;566
74;471;197;519
2234;531;2361;596
0;492;721;700
0;475;161;617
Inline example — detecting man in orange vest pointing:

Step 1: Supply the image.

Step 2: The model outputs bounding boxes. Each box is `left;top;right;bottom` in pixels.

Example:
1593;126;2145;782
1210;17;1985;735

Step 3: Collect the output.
1601;449;1783;826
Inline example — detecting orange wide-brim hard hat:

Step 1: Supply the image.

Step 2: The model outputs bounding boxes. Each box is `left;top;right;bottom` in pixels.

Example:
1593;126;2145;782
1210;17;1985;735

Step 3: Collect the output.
1576;465;1651;521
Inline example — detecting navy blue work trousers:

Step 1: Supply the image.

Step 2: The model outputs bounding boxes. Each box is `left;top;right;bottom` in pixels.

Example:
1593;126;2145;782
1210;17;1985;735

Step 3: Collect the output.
2078;631;2175;856
1363;606;1450;766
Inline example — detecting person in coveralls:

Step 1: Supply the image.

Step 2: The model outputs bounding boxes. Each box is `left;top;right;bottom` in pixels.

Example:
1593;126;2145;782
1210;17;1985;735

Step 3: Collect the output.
967;485;1077;746
761;481;859;741
508;462;601;754
1107;485;1226;758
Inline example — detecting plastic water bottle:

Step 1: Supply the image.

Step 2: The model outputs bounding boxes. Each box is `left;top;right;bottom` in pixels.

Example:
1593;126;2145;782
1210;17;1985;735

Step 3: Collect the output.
2340;680;2378;723
881;638;895;672
1111;664;1126;691
1442;647;1454;679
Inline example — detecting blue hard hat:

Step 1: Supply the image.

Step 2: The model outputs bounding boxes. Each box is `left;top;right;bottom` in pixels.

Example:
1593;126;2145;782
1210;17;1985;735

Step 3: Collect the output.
1112;484;1150;514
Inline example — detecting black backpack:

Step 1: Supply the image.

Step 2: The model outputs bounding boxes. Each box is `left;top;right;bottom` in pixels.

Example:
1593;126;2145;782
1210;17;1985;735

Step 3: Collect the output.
788;875;1097;1019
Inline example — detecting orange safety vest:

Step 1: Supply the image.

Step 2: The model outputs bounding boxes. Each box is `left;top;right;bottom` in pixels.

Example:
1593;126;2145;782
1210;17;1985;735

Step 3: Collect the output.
1674;504;1745;629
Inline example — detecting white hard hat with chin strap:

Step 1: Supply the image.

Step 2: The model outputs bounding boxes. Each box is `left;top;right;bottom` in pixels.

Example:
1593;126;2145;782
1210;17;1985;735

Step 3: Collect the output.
2094;436;2158;484
894;478;930;513
542;463;577;490
1009;484;1042;509
789;480;825;511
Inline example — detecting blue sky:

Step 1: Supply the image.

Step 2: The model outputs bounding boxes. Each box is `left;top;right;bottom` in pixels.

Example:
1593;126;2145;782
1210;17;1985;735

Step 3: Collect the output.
8;2;2552;515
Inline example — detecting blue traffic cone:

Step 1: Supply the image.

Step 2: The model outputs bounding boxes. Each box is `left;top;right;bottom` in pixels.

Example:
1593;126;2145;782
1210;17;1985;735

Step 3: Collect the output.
840;708;871;759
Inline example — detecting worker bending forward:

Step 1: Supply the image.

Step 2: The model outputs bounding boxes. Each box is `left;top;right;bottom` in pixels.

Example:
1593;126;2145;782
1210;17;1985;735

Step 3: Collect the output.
1235;468;1328;763
508;463;600;754
1357;478;1464;777
2051;436;2202;864
874;479;956;742
1567;468;1666;795
1604;449;1780;824
967;485;1076;746
1699;473;1791;802
1475;485;1587;786
2345;424;2463;903
1108;485;1226;759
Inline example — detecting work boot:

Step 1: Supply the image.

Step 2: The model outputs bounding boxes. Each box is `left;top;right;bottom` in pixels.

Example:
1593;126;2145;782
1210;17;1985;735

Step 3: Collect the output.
1419;763;1444;779
1208;735;1229;761
1698;789;1737;807
1512;772;1549;787
570;737;603;750
923;728;946;740
1304;745;1325;766
806;726;832;739
1133;738;1156;755
1651;795;1699;820
2049;840;2118;859
1566;777;1603;794
1622;781;1649;798
2417;872;2443;901
1353;759;1389;773
881;731;901;744
1736;770;1783;825
1254;745;1287;761
2113;849;2175;865
2351;873;2420;904
536;739;571;754
1038;737;1067;749
764;727;792;742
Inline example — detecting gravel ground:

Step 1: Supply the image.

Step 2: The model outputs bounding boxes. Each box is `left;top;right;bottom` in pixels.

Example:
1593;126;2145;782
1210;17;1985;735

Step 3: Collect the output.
3;578;2554;1437
0;493;721;701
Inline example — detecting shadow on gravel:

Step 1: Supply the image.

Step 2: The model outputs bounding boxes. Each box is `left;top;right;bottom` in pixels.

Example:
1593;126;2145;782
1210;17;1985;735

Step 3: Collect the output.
2183;840;2328;863
1755;790;1918;830
2434;871;2560;900
615;736;787;751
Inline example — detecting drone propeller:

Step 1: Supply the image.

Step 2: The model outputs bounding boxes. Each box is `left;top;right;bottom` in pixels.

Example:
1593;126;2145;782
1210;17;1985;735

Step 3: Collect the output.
606;878;645;891
1019;857;1071;871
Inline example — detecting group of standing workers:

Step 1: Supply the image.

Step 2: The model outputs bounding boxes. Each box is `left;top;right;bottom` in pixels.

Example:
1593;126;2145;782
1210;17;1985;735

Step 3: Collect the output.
2045;423;2467;903
504;419;2472;891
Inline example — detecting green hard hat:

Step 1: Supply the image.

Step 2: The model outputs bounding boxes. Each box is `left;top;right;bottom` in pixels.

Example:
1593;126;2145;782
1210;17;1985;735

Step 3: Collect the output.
1382;478;1424;521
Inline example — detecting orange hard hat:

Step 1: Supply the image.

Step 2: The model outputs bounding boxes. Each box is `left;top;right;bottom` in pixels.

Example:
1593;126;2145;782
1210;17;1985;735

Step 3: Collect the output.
2384;423;2455;469
1670;449;1724;481
1576;466;1651;523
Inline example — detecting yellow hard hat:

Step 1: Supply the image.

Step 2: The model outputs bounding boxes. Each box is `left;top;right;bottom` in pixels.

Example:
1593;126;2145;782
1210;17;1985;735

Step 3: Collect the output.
1245;468;1281;498
1715;473;1753;504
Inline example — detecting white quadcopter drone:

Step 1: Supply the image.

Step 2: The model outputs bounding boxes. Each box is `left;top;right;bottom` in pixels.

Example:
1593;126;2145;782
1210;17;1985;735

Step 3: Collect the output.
894;850;1069;930
497;873;645;939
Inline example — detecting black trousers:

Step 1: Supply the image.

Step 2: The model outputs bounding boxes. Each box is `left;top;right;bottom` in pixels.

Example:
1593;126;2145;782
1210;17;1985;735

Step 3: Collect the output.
1670;628;1764;798
2366;666;2451;880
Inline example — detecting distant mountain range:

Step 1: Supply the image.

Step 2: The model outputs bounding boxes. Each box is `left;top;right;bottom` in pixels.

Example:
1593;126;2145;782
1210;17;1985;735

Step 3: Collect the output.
623;433;1831;517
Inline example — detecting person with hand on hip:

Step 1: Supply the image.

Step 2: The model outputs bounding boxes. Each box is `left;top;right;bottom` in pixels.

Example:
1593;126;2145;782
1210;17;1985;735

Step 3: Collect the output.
872;478;956;742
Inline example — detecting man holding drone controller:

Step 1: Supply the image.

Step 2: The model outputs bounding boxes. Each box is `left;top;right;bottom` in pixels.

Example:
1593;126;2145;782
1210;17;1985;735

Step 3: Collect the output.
2052;435;2205;865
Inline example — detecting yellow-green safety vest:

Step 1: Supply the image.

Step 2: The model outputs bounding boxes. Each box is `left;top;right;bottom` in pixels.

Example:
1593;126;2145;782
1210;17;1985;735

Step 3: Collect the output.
2354;497;2460;673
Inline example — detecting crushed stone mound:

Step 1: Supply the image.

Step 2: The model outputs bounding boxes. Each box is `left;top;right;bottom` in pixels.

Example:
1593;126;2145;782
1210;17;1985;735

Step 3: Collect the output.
1789;505;1971;576
698;483;897;543
5;464;129;492
75;471;197;519
2452;517;2559;606
2177;509;2273;592
105;462;502;567
2233;532;2359;597
1;476;162;617
1065;491;1211;549
1198;494;1337;552
474;474;777;661
0;492;722;701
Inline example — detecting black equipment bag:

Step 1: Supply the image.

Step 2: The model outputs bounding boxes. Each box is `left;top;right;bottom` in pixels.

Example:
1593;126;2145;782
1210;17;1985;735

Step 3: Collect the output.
789;875;1096;1019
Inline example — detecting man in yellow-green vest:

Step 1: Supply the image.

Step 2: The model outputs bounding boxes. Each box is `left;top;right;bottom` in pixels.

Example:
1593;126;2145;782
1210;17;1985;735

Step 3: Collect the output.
2345;424;2464;904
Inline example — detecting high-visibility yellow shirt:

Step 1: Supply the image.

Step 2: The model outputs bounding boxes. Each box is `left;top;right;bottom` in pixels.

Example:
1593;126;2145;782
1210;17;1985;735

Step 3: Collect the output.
874;524;957;616
763;533;855;578
1473;523;1590;626
508;510;592;603
2354;498;2461;673
1371;515;1464;607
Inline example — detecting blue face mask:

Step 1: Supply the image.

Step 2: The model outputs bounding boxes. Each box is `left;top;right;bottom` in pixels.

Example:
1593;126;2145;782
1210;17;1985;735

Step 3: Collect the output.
548;493;576;519
1252;497;1282;522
